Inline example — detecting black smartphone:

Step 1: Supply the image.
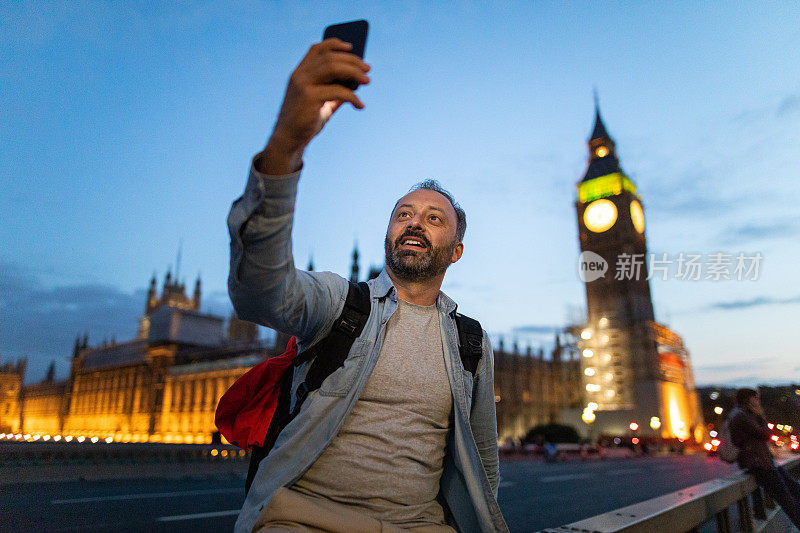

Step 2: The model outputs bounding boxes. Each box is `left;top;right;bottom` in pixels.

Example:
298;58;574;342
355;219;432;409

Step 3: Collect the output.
323;20;369;90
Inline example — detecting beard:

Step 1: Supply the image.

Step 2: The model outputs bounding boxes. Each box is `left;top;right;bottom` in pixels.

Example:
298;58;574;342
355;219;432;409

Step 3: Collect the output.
384;230;456;283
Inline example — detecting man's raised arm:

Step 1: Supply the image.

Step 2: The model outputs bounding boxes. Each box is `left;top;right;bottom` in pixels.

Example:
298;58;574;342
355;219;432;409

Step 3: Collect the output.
227;39;371;345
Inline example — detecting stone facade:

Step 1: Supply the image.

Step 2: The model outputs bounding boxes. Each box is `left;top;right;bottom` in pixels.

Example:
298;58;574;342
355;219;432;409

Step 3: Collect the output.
493;336;582;443
0;360;25;434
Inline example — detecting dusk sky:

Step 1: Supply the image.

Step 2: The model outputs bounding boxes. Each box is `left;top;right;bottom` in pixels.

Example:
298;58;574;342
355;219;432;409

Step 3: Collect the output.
2;3;799;386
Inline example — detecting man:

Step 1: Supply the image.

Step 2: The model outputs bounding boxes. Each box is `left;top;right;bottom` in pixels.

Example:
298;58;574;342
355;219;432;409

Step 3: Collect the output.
227;38;508;533
728;388;800;528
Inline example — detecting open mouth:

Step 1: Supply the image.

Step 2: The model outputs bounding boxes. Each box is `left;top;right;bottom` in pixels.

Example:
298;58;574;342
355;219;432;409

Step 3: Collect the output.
397;234;429;251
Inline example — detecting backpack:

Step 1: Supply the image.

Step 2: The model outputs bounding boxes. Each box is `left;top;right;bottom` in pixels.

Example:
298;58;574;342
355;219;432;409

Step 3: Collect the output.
717;416;740;464
214;281;484;494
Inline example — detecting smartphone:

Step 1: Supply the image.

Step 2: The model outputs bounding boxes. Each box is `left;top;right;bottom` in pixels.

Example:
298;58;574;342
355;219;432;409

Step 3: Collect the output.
323;20;369;90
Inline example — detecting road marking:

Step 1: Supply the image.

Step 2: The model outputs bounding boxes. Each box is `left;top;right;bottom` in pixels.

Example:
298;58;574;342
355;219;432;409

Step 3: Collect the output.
51;487;241;504
157;509;241;522
499;481;515;488
607;468;640;475
538;473;593;483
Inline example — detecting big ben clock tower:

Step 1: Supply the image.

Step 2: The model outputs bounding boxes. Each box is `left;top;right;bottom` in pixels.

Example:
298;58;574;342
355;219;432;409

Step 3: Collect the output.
575;103;705;442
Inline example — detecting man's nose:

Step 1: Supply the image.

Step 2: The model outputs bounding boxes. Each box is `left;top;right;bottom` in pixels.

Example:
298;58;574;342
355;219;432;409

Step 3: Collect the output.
406;215;424;230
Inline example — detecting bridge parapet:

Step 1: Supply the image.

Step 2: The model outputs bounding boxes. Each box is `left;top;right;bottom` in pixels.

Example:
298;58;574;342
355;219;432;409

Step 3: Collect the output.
541;455;799;533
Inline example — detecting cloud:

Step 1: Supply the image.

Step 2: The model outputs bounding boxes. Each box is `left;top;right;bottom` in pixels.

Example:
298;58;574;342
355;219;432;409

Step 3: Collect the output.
641;90;800;230
735;90;800;121
776;93;800;117
695;375;796;388
693;356;798;387
707;294;800;311
693;358;774;373
0;262;234;384
0;263;143;383
512;324;561;335
719;218;800;245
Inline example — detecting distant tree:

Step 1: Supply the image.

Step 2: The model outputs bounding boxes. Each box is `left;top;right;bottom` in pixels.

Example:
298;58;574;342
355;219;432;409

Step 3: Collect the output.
522;423;580;444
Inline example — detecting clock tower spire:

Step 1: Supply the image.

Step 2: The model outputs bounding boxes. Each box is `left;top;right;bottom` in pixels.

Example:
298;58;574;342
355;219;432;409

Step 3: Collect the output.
584;101;621;181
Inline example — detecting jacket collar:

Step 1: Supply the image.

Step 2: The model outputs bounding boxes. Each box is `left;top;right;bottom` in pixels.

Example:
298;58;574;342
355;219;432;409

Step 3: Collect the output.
372;269;458;315
372;269;395;299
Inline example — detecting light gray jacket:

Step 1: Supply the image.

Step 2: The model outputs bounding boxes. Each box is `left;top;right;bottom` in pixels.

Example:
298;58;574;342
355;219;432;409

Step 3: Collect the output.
227;162;508;532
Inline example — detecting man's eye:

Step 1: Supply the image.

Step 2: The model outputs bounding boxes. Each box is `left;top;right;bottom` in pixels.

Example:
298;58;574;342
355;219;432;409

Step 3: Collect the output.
398;212;410;218
429;215;440;222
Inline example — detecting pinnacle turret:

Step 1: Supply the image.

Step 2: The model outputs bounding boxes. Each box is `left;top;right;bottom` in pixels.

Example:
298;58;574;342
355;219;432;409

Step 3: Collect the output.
350;244;360;283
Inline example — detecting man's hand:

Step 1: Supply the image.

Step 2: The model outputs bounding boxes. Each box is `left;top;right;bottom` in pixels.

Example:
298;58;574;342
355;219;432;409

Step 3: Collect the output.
258;38;371;175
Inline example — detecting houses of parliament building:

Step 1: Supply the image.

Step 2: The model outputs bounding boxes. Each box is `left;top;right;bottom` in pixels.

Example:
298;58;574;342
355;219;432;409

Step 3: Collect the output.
1;254;580;445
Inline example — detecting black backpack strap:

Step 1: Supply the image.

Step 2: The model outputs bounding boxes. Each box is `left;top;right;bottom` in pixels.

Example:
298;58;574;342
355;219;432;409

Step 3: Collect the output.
297;281;371;404
453;312;483;376
245;280;371;496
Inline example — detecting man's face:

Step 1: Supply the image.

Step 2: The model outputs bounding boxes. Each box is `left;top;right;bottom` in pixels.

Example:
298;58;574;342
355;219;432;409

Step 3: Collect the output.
747;394;762;412
384;189;463;283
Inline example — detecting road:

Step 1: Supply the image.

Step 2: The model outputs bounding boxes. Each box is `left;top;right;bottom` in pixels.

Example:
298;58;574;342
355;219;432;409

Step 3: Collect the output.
1;454;740;532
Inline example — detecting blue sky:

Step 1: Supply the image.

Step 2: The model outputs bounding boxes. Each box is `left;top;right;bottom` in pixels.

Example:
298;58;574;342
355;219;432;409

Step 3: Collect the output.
2;2;799;385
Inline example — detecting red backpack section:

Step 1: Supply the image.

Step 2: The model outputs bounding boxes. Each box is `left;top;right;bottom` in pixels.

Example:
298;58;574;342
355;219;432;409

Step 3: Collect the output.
214;337;298;450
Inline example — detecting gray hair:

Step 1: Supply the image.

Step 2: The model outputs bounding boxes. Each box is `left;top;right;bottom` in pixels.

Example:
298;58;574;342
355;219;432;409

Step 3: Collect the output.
405;179;467;243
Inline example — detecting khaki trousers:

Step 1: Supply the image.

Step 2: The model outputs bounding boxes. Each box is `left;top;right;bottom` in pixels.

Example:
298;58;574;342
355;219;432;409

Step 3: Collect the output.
253;487;457;533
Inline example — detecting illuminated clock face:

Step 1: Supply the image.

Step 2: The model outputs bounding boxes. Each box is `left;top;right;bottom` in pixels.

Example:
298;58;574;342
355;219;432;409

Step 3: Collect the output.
595;146;609;157
630;200;645;233
583;199;618;233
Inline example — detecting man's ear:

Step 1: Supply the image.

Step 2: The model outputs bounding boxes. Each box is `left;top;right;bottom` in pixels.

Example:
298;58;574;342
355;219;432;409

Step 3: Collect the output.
450;242;464;264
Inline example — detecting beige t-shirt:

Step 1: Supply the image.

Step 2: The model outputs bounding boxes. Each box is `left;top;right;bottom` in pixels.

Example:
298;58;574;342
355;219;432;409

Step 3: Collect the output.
291;297;453;526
